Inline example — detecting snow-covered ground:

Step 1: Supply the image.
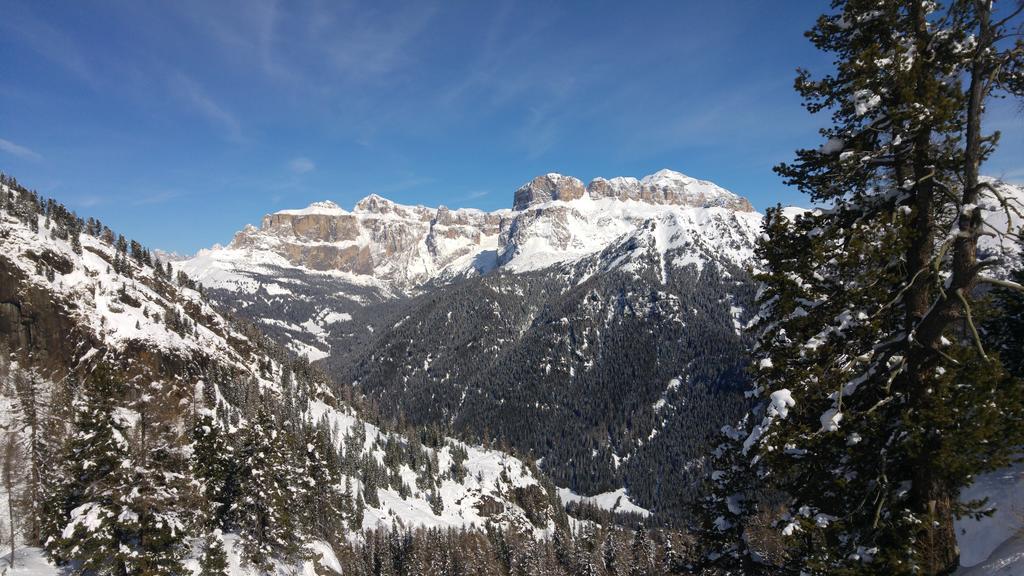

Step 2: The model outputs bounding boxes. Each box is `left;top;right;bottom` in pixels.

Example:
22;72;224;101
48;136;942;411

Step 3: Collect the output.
556;486;651;517
305;400;555;537
0;534;342;576
956;462;1024;575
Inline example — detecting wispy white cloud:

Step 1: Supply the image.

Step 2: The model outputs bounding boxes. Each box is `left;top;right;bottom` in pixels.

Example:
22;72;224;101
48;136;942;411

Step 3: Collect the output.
0;4;97;88
517;104;565;159
170;72;245;143
315;3;437;81
288;157;315;174
131;190;186;206
71;195;107;208
0;137;42;161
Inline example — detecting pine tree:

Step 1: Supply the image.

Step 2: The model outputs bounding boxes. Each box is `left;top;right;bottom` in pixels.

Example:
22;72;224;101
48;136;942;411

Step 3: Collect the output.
602;530;620;576
235;405;302;569
659;534;680;575
628;524;652;576
191;412;234;528
2;430;21;568
737;2;1024;573
696;419;761;573
573;525;601;576
552;522;574;573
11;364;64;545
200;528;230;576
37;371;74;552
127;380;192;575
352;491;366;532
50;365;137;573
300;426;346;544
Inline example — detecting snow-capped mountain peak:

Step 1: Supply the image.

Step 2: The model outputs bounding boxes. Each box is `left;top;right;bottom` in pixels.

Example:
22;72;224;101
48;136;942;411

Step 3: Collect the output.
181;169;762;302
513;173;587;210
353;193;413;215
275;200;347;216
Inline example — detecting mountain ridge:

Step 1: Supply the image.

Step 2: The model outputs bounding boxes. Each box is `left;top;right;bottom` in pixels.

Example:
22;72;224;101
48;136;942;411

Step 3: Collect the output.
180;168;762;299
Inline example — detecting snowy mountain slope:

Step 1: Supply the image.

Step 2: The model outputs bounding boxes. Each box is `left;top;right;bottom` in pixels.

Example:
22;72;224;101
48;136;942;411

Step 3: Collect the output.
976;178;1024;279
955;462;1024;575
0;177;564;554
496;195;761;274
332;232;757;519
173;169;765;521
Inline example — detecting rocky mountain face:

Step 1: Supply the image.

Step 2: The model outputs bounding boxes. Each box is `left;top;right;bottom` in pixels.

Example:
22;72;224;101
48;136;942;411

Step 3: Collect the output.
181;169;757;297
226;197;504;286
512;170;755;212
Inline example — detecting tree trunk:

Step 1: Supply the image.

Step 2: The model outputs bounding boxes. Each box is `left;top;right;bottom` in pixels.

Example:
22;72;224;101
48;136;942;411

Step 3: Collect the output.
5;442;14;570
902;2;961;573
7;492;13;569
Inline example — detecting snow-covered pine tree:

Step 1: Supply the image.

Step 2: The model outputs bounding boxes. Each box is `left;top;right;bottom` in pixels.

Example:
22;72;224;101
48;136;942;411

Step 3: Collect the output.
191;412;235;528
573;525;601;576
235;404;303;569
602;529;622;576
199;528;230;576
2;428;21;568
659;532;681;575
10;366;46;547
36;371;74;552
126;380;193;575
551;522;573;572
50;365;137;572
695;418;762;574
300;424;346;544
738;1;1024;574
628;523;653;576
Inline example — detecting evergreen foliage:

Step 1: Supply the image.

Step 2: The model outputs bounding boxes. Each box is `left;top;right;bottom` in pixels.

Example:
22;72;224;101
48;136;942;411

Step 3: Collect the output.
199;529;229;576
235;405;303;569
50;365;143;572
711;2;1024;574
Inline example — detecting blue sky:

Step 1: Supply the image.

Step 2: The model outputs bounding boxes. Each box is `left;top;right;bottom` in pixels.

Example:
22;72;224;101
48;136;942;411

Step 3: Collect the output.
1;1;1022;254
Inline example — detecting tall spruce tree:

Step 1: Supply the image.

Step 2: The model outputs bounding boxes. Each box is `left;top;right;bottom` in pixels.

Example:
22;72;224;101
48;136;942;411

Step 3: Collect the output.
695;418;761;573
733;1;1024;574
191;412;235;528
299;425;346;544
50;365;137;573
235;404;302;569
127;381;192;575
628;524;653;576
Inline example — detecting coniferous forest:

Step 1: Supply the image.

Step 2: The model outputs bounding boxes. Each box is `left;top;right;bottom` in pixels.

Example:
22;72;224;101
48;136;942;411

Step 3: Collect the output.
1;1;1023;575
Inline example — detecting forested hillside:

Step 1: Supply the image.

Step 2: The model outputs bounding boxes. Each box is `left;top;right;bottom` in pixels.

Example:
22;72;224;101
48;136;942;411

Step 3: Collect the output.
0;173;691;575
334;226;757;520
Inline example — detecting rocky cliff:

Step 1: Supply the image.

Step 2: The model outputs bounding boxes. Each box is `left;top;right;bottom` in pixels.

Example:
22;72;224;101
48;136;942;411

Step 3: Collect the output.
182;168;759;298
